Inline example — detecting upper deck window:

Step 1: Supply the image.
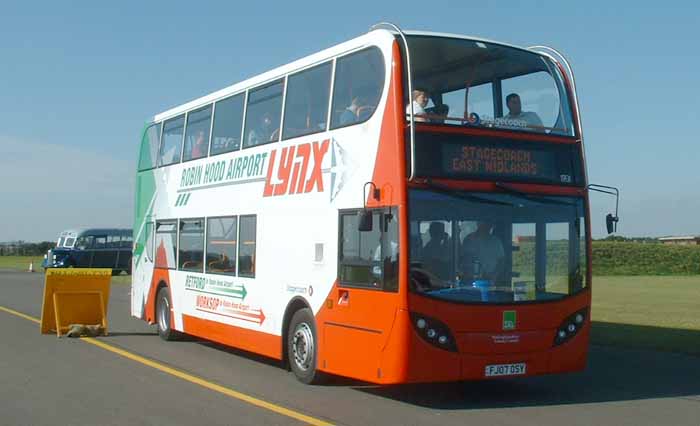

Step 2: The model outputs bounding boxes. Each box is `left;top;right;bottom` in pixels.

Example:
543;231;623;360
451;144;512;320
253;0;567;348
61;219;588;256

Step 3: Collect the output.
406;36;575;136
182;105;212;162
244;80;284;148
211;93;244;155
138;123;161;171
159;115;185;166
330;47;385;129
283;61;332;140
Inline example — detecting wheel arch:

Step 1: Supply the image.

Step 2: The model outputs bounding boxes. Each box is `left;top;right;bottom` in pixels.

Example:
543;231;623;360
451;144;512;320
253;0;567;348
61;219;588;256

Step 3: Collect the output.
154;280;169;309
146;279;169;324
281;296;313;368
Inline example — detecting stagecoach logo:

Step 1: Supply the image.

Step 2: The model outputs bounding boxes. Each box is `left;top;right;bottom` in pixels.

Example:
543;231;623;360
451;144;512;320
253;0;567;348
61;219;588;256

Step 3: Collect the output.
503;311;517;330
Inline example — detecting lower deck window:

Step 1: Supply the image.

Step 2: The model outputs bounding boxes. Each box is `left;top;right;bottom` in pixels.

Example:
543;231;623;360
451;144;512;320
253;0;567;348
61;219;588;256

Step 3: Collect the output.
179;219;205;272
155;221;177;269
238;216;256;277
338;209;398;291
206;217;237;275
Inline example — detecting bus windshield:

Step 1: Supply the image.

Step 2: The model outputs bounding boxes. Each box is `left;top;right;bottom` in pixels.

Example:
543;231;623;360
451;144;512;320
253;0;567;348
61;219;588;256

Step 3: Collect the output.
409;189;587;304
406;35;575;136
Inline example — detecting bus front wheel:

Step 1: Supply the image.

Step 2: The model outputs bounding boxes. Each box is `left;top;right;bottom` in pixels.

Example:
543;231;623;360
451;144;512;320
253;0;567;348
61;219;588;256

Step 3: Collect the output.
287;308;323;384
156;287;180;341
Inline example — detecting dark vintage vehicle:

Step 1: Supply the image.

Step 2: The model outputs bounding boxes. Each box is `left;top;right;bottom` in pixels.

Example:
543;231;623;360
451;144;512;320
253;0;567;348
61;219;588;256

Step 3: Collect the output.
42;228;133;275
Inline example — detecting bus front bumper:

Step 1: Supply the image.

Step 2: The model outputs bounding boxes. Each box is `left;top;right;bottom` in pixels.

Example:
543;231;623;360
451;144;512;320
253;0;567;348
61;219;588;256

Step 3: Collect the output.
380;321;590;384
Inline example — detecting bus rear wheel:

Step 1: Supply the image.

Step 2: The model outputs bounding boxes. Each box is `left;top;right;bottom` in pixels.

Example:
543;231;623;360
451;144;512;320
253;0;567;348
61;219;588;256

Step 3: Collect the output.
287;308;323;384
156;287;180;341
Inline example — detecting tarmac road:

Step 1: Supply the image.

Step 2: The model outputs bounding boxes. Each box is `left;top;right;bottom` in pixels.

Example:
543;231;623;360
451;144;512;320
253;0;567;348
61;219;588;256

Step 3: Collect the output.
1;270;699;426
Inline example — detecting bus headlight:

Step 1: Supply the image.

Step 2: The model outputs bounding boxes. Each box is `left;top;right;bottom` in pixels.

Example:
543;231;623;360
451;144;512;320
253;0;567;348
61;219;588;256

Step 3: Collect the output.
554;308;588;346
410;312;457;352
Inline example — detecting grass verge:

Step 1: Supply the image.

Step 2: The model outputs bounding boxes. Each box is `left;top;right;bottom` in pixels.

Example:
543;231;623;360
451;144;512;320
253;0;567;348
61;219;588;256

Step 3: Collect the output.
592;275;700;355
0;256;44;271
0;256;132;286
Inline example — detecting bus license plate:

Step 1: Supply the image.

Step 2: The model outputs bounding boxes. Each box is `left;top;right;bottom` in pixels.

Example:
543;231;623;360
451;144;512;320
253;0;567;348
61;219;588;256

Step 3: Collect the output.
485;363;526;377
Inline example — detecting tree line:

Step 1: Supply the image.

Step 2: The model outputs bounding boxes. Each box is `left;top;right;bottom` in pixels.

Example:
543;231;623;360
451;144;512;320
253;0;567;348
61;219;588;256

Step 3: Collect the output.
0;241;55;256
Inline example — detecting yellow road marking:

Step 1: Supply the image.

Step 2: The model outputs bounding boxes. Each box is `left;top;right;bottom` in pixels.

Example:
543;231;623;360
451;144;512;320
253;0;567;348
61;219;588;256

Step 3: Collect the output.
0;305;333;426
0;306;41;324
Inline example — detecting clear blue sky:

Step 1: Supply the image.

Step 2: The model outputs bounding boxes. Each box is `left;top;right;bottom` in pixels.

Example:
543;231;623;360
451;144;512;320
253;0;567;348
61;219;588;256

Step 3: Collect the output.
1;1;698;241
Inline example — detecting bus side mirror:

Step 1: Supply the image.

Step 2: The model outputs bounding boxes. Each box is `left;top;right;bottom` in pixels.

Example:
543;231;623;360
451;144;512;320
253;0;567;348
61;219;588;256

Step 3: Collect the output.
382;213;393;232
605;213;619;234
358;210;373;232
588;184;621;235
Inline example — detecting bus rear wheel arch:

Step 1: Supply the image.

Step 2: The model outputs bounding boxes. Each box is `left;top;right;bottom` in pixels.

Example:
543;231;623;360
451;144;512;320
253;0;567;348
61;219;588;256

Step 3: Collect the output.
156;286;181;341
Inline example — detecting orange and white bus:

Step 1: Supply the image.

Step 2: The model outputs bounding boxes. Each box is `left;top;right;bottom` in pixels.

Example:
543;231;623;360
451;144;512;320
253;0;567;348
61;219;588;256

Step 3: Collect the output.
132;24;612;384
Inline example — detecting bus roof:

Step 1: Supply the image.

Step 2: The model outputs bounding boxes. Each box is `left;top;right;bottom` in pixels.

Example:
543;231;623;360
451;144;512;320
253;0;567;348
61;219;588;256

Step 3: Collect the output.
151;29;546;124
153;30;390;123
60;228;132;237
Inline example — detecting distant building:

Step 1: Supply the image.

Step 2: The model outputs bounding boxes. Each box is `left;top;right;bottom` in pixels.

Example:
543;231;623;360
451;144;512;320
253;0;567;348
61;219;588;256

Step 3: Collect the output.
658;236;700;245
513;236;536;244
0;241;24;255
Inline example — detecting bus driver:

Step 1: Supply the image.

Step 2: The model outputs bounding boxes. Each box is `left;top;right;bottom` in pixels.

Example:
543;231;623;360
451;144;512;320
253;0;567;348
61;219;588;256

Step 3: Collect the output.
461;221;505;282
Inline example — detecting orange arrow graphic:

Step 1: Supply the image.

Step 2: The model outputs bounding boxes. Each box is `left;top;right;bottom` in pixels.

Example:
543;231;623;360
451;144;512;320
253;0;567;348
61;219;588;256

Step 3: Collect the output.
196;307;265;325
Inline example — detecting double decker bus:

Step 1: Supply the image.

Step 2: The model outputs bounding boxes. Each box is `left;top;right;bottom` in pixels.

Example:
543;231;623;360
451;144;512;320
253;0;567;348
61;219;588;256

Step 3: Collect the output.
133;24;606;384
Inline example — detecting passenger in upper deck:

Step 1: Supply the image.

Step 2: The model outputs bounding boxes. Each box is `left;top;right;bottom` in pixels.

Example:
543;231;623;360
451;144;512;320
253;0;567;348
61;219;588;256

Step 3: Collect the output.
247;112;278;146
339;95;366;126
406;89;430;122
191;130;207;158
504;93;544;131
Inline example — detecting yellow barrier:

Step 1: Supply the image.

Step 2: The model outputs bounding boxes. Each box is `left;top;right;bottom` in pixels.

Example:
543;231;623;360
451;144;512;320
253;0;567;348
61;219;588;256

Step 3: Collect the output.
40;268;112;337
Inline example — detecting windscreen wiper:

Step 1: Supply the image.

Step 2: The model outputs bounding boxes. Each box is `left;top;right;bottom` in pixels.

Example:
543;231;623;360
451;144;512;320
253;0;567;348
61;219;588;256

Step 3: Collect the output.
494;182;576;207
423;179;513;206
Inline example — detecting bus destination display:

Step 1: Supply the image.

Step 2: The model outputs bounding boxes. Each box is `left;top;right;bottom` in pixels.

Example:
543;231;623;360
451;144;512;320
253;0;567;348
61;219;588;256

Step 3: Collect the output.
413;132;582;185
447;145;542;177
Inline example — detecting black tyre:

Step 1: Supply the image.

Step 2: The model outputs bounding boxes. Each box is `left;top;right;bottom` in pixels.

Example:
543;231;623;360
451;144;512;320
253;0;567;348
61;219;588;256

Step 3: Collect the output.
111;269;121;276
156;287;180;341
287;308;323;384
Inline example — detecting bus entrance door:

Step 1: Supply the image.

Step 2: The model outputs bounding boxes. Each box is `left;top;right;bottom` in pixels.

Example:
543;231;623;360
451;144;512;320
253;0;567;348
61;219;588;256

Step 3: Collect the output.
319;209;400;382
321;286;399;382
